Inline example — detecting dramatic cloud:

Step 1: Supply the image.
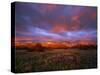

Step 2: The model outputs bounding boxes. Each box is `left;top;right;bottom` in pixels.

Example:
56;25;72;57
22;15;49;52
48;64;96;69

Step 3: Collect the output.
15;2;97;42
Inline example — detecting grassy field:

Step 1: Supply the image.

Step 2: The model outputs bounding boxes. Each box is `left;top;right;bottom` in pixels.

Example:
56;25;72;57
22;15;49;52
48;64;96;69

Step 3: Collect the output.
15;48;97;73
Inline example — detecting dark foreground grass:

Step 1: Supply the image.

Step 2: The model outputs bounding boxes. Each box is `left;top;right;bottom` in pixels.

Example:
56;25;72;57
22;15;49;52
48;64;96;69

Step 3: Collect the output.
15;48;97;73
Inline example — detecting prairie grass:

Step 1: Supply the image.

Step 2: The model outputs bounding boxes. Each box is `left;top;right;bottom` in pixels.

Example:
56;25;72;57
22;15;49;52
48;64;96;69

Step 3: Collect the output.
15;48;97;73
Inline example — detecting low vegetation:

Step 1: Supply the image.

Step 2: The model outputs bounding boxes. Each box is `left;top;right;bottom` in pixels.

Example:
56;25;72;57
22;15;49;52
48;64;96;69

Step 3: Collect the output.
15;45;97;73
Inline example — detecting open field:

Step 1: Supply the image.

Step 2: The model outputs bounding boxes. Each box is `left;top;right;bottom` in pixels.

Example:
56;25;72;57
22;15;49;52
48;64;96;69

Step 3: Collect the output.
15;48;97;73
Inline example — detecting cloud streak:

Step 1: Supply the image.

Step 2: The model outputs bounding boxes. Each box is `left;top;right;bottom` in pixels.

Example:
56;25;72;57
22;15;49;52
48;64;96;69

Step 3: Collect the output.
15;2;97;42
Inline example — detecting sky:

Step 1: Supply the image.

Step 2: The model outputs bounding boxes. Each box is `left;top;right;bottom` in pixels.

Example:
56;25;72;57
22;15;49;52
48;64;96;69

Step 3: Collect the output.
15;2;97;42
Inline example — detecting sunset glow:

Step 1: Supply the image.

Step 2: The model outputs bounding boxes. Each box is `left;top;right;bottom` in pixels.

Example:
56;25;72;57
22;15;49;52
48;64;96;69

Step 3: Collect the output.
15;2;97;45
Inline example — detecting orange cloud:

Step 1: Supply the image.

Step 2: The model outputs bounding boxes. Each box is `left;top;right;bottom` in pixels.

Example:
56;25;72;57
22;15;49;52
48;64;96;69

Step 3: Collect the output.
91;12;97;20
40;4;57;13
46;4;57;11
51;24;67;33
72;15;79;21
15;37;53;42
70;20;80;31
